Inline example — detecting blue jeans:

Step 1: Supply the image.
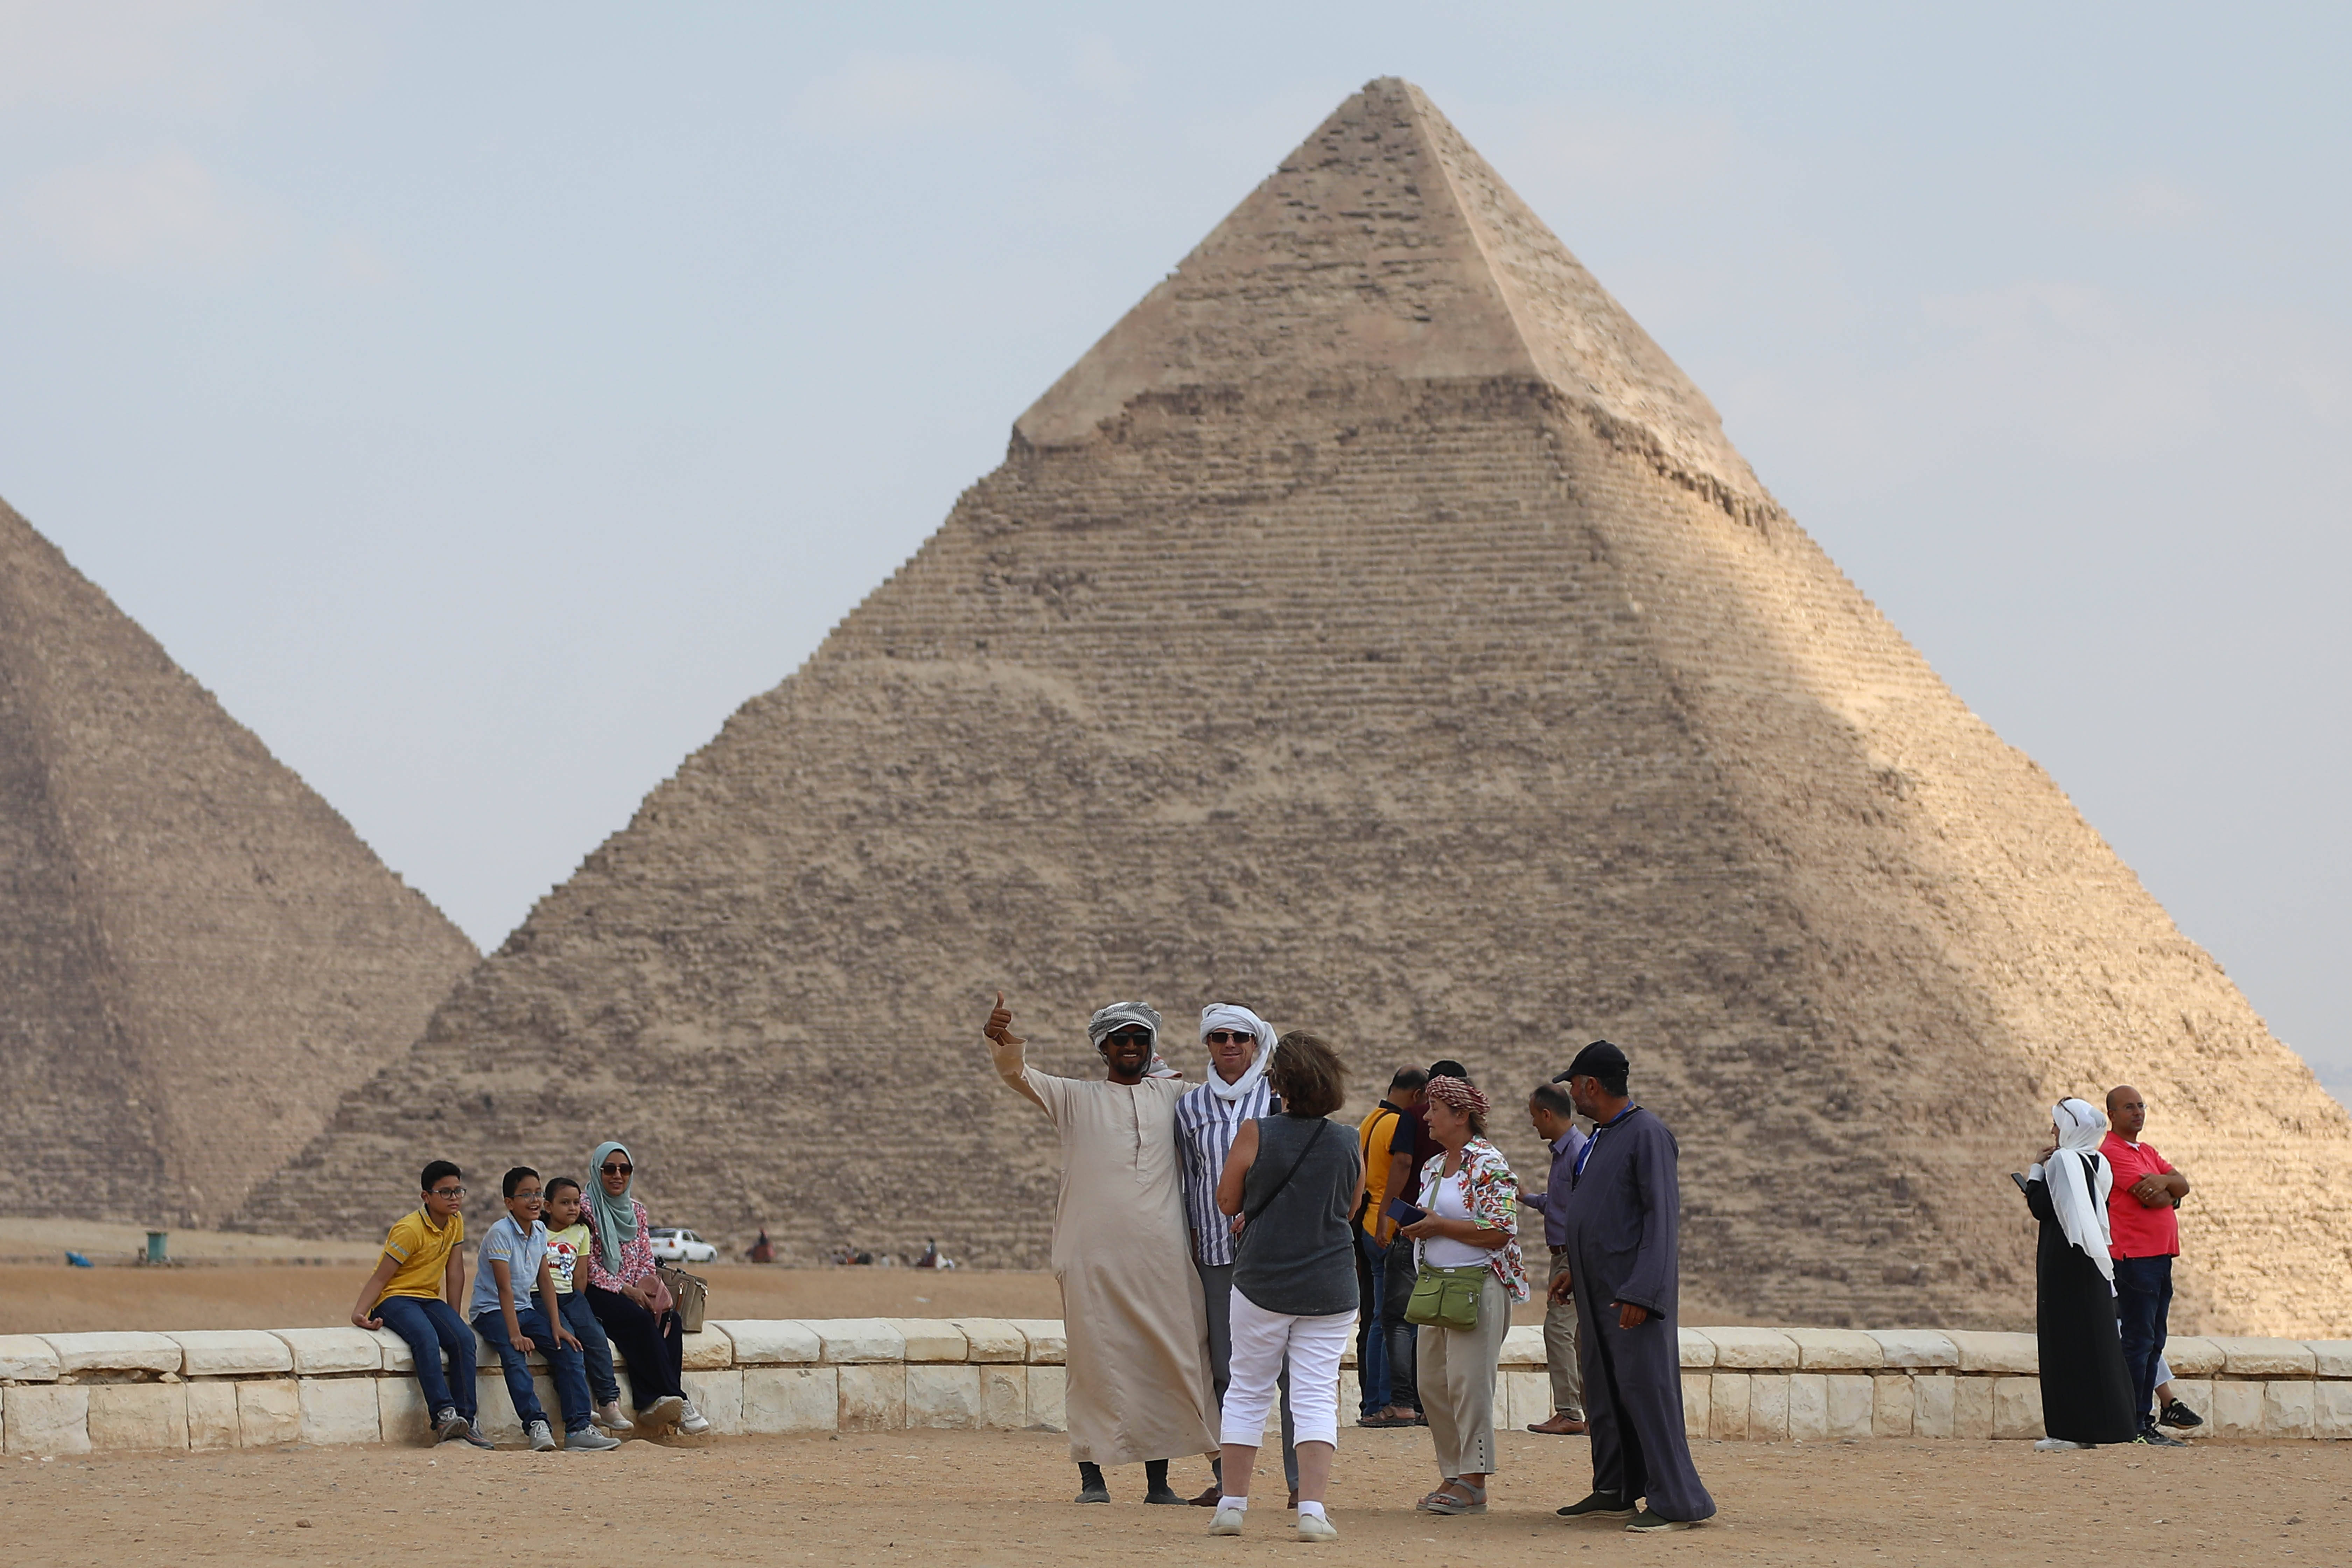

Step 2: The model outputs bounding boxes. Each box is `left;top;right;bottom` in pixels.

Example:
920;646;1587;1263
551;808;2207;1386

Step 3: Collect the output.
376;1295;476;1422
543;1289;620;1405
1354;1230;1391;1415
474;1303;591;1433
2113;1253;2173;1427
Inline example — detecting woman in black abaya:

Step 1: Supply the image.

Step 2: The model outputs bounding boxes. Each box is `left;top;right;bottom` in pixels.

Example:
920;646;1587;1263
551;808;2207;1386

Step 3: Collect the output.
2019;1098;2139;1449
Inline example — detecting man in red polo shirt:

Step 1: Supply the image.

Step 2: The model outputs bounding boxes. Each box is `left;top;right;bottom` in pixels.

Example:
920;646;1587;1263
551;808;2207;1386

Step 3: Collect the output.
2103;1084;2192;1445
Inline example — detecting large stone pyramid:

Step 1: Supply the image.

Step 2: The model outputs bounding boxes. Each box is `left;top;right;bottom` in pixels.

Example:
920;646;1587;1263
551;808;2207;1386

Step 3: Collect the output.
1;497;478;1226
241;79;2351;1335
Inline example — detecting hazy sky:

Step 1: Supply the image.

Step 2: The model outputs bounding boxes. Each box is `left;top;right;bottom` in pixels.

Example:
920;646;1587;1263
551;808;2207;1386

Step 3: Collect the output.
2;4;2344;1092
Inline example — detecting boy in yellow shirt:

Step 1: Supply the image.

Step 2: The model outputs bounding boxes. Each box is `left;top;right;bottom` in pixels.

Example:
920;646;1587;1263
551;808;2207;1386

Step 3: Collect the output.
351;1160;491;1447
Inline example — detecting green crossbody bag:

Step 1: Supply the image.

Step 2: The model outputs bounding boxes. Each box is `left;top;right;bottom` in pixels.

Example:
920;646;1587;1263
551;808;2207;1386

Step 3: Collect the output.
1405;1262;1487;1331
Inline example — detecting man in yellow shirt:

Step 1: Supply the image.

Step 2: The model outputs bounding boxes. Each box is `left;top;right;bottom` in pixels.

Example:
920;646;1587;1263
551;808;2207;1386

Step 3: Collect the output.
1353;1067;1426;1426
351;1160;491;1447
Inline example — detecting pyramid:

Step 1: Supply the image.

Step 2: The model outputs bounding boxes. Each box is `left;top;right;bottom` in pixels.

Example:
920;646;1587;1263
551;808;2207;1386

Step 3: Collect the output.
240;79;2352;1335
0;497;478;1226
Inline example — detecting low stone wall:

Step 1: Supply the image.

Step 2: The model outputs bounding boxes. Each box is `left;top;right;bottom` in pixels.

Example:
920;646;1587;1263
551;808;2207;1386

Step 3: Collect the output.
2;1320;2346;1455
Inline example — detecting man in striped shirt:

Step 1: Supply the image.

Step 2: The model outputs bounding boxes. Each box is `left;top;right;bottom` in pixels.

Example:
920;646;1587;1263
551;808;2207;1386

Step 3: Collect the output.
1176;1001;1297;1507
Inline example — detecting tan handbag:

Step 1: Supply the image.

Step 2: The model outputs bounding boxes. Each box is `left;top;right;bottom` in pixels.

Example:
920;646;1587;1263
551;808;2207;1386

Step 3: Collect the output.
657;1265;707;1333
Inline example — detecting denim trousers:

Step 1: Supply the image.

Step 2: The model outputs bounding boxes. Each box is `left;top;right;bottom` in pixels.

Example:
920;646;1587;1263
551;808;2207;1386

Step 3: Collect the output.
474;1302;592;1433
375;1294;476;1421
542;1289;621;1405
2113;1253;2174;1425
1354;1230;1391;1414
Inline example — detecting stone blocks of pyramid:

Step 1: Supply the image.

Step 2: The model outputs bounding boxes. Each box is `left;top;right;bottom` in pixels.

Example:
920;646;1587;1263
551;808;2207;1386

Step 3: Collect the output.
0;498;479;1226
240;79;2350;1335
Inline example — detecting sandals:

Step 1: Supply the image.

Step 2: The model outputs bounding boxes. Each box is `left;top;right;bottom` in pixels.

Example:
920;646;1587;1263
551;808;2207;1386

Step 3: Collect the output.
1417;1482;1487;1515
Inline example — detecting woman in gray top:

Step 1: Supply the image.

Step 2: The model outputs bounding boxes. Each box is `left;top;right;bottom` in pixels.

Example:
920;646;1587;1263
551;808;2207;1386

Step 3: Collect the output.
1204;1031;1364;1543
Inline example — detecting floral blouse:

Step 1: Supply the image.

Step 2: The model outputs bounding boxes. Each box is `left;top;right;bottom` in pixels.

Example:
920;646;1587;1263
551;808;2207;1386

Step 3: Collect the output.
584;1197;656;1292
1414;1136;1529;1302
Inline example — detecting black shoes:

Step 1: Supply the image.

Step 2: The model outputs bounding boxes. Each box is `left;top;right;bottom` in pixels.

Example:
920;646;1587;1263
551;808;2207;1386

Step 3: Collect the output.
2134;1424;2189;1448
1626;1507;1698;1532
2160;1399;2204;1429
1558;1491;1636;1519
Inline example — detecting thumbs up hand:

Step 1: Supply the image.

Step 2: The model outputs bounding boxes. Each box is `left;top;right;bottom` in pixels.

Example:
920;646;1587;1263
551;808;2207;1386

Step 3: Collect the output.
983;991;1027;1078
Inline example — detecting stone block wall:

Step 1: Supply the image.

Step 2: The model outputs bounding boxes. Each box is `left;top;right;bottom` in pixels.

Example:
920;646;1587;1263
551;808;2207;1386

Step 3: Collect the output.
2;1322;2346;1455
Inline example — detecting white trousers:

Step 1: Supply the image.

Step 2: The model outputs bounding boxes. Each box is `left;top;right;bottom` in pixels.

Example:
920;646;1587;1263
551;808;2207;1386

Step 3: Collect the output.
1220;1288;1354;1449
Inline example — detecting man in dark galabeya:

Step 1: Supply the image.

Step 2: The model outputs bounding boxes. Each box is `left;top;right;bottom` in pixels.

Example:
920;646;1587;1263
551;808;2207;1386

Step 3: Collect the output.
1552;1040;1715;1533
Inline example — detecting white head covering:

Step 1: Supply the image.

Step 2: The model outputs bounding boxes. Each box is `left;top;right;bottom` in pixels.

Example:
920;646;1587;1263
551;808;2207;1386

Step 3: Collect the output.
2038;1097;2115;1287
1086;1000;1181;1079
1197;1003;1275;1103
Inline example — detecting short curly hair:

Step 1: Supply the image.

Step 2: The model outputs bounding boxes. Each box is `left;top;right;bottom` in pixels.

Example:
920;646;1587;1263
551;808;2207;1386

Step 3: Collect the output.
1268;1031;1347;1119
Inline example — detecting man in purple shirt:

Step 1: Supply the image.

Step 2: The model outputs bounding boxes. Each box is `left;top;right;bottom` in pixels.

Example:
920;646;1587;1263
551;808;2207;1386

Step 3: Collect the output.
1519;1078;1589;1435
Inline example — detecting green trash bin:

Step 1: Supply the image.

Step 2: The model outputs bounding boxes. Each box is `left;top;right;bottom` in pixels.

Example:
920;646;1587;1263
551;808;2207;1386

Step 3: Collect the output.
145;1231;168;1265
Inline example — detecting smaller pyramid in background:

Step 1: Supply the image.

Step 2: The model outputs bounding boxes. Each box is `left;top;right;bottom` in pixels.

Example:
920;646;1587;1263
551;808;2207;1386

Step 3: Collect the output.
0;495;478;1227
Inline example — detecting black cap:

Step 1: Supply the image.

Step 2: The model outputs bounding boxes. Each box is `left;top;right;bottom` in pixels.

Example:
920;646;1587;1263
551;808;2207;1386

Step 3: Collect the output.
1561;1039;1628;1082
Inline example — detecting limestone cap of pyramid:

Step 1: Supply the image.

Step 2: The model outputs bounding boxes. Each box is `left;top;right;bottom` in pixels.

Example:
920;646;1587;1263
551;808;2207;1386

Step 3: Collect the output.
1018;76;1765;505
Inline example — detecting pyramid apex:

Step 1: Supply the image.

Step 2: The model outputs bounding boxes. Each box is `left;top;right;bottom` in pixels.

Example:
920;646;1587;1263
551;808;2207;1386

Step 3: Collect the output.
1017;80;1763;504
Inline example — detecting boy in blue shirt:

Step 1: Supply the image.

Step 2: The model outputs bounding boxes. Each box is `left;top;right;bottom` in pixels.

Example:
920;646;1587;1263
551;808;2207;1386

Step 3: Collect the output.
471;1166;620;1451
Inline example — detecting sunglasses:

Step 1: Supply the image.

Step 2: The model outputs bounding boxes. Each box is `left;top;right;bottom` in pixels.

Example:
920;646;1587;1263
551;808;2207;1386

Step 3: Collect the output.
602;1162;633;1175
1204;1030;1253;1045
1102;1031;1152;1047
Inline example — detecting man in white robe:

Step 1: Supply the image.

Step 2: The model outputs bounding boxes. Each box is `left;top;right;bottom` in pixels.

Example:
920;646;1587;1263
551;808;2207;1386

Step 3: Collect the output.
986;993;1216;1503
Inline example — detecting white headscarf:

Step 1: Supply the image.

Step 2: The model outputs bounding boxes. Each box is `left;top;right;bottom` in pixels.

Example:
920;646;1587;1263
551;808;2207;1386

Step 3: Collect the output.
2036;1098;2115;1287
1197;1003;1275;1103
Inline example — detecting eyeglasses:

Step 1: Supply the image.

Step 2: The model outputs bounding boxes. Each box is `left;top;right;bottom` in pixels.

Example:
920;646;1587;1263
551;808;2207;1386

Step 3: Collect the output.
513;1190;544;1201
1102;1031;1152;1047
1204;1030;1252;1045
428;1185;465;1198
601;1162;633;1175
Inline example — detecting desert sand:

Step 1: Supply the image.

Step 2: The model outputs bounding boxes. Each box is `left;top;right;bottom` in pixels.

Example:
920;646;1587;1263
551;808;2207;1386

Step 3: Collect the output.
4;1427;2344;1567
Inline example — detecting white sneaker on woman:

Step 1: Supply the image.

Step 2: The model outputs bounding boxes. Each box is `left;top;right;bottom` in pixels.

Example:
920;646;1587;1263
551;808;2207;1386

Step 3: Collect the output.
679;1398;712;1435
2032;1437;2091;1451
1296;1512;1339;1542
638;1394;685;1430
1206;1507;1245;1536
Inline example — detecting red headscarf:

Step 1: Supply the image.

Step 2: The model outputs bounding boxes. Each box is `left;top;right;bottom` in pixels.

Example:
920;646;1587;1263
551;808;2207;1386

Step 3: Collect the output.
1423;1074;1488;1120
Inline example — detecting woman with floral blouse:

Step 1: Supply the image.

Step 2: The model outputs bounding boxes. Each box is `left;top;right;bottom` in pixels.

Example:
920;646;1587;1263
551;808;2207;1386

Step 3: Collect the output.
1395;1076;1526;1515
584;1139;705;1434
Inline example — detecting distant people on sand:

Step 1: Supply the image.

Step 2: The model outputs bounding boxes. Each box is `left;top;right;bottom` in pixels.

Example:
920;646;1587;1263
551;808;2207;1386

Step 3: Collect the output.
2020;1098;2140;1449
1204;1031;1362;1542
1176;1003;1298;1506
2103;1084;2190;1445
984;992;1216;1505
1553;1040;1714;1532
350;1159;492;1448
746;1229;774;1265
1398;1073;1525;1518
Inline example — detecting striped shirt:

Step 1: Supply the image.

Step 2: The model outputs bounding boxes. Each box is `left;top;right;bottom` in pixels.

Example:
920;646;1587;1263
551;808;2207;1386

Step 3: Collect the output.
1174;1075;1280;1266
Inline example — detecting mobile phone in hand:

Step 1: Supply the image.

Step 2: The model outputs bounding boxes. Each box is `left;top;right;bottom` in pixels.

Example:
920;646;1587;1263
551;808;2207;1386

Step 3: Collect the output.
1386;1198;1427;1227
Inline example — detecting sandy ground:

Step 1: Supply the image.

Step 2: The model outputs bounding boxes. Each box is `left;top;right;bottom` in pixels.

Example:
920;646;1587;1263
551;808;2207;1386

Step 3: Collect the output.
0;1262;1561;1334
0;1219;379;1266
3;1428;2344;1567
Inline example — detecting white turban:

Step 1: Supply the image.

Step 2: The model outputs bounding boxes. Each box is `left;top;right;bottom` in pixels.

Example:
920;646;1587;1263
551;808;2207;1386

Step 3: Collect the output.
2036;1097;2115;1287
1197;1002;1275;1103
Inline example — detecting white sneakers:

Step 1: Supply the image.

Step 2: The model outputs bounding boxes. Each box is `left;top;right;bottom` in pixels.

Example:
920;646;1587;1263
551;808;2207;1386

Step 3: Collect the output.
679;1398;712;1435
639;1394;686;1430
525;1419;558;1452
564;1427;622;1451
592;1401;632;1433
1207;1506;1339;1541
2033;1437;2091;1452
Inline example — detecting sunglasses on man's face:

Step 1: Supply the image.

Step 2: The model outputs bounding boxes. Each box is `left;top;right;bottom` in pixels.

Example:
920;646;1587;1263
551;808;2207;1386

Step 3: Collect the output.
602;1162;632;1176
1102;1031;1152;1049
1204;1030;1252;1045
